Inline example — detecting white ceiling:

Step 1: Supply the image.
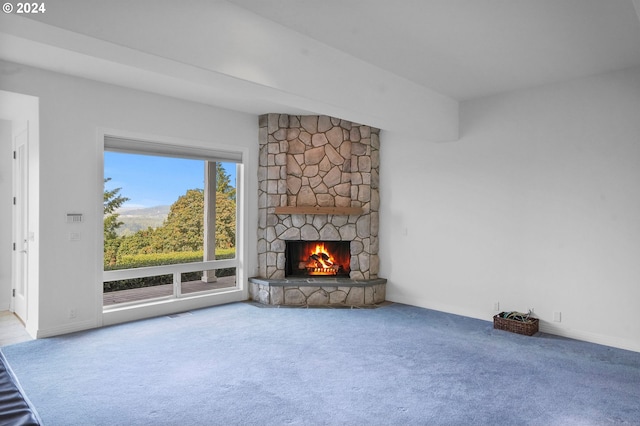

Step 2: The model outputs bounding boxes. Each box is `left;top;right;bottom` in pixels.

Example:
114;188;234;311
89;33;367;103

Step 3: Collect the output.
1;0;639;135
228;0;640;100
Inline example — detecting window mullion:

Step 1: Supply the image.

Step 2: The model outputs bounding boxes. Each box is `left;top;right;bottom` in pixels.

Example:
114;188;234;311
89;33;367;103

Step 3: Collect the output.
173;271;181;298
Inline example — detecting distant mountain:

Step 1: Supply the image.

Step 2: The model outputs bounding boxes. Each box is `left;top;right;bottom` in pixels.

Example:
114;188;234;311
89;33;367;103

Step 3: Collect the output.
118;205;170;218
116;205;170;236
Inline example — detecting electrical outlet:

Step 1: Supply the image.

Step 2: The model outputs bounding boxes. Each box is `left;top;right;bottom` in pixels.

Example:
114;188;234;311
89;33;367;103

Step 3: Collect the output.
493;302;500;312
69;308;77;319
553;311;562;322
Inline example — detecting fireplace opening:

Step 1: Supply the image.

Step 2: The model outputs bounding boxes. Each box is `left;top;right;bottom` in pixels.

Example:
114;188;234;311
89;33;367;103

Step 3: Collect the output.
285;241;351;277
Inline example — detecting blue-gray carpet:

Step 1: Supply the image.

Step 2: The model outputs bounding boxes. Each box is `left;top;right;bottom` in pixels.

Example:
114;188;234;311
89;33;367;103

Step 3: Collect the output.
2;302;639;425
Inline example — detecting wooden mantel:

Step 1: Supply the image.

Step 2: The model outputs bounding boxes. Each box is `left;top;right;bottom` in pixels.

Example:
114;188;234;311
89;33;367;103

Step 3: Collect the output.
274;206;364;215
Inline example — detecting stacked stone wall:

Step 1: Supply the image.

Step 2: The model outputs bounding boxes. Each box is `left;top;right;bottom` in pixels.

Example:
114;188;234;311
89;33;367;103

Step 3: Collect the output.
257;114;380;280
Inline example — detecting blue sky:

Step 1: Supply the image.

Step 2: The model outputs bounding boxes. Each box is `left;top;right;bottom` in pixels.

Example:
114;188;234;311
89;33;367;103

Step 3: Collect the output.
104;152;236;209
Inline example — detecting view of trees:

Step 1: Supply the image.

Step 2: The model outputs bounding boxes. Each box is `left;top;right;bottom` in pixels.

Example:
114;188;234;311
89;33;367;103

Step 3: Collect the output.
104;163;236;269
103;177;129;240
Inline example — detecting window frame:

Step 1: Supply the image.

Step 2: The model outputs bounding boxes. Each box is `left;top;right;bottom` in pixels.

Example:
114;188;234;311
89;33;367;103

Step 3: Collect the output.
97;129;248;325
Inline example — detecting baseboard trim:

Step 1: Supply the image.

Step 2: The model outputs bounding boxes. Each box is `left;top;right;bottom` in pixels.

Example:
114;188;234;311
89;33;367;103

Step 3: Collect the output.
387;295;640;353
35;319;98;339
538;322;640;353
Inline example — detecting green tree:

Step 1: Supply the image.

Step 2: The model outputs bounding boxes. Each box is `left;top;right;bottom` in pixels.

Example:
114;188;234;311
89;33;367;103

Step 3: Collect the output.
104;178;129;240
215;192;236;249
116;227;157;257
214;163;236;249
152;189;204;252
216;163;236;200
104;178;129;267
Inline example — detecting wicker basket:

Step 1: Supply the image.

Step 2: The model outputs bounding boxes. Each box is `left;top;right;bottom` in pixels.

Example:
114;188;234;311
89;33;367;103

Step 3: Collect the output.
493;314;539;336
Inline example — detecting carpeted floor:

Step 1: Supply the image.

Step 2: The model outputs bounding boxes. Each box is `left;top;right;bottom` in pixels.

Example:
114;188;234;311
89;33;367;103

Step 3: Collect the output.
2;302;639;425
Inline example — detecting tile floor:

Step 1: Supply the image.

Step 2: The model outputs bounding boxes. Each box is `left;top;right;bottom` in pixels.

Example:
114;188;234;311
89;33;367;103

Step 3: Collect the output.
0;311;32;347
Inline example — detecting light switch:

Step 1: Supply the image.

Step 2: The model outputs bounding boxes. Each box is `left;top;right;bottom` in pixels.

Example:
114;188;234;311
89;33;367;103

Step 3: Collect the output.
66;213;83;223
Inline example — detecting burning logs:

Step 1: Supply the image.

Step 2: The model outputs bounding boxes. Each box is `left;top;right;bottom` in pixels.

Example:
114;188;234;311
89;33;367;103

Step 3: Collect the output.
311;253;333;265
303;251;341;275
289;241;350;277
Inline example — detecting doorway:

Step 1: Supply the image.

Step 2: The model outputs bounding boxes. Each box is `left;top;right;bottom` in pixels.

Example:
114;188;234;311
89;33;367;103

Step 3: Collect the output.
0;90;39;338
12;124;29;322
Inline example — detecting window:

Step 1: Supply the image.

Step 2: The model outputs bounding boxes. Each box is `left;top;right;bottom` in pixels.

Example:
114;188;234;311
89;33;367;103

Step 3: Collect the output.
102;136;241;307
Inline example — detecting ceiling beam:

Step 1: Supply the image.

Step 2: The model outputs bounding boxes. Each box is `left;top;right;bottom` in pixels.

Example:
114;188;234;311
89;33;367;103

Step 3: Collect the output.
0;10;459;141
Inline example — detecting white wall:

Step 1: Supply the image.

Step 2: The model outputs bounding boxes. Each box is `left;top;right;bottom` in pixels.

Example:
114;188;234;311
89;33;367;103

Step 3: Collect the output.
2;57;639;352
0;60;258;337
380;67;640;352
0;120;11;310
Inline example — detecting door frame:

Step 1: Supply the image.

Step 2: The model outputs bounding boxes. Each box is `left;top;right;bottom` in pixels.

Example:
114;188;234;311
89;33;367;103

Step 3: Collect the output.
11;123;29;322
0;90;40;338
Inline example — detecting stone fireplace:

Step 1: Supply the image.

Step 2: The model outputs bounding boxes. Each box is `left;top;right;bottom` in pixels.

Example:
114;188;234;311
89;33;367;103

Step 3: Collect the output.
249;114;386;306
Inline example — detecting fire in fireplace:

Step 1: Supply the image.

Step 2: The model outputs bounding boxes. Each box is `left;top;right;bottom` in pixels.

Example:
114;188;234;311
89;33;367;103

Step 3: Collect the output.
285;241;351;277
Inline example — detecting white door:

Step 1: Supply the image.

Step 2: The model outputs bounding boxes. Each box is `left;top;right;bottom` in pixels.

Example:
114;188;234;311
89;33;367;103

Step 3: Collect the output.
12;124;28;322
